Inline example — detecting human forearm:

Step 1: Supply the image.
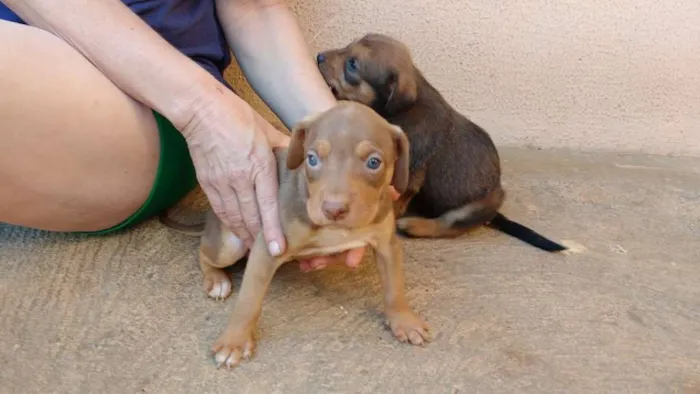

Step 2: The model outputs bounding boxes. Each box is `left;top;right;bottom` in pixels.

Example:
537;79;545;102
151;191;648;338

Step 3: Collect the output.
215;0;336;129
5;0;226;132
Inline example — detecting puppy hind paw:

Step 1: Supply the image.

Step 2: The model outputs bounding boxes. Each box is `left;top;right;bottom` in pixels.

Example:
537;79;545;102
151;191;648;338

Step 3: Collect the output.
203;270;233;300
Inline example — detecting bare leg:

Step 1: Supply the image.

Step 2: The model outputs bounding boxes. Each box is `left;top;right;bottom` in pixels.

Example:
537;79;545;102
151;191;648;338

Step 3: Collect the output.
0;21;160;232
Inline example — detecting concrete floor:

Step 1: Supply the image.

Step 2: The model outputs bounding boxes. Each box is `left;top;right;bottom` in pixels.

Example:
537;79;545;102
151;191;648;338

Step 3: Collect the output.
1;147;699;394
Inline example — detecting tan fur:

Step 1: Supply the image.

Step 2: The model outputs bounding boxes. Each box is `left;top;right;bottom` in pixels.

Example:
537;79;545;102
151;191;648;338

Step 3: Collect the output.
162;102;430;369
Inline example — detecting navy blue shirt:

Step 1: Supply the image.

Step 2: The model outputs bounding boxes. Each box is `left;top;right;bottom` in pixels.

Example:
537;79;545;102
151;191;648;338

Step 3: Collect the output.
0;0;233;87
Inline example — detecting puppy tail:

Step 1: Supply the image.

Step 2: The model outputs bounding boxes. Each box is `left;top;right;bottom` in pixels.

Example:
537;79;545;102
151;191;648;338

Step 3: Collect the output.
486;213;568;252
396;187;568;252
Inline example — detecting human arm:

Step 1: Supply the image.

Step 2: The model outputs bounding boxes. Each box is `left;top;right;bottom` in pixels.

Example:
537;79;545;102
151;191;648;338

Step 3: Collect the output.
4;0;216;131
214;0;336;129
5;0;290;255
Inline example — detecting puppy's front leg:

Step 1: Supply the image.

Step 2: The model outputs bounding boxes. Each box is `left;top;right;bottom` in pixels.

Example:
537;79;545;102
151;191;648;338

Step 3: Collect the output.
211;234;284;369
374;233;431;345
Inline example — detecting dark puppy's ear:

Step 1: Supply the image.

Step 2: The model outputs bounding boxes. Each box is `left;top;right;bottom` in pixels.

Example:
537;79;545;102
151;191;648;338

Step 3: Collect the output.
383;70;417;114
287;114;317;169
388;124;410;194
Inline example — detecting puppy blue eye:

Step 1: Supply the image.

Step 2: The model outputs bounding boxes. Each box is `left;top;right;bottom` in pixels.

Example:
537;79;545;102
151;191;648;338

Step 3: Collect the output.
307;152;319;167
346;57;358;72
366;156;382;170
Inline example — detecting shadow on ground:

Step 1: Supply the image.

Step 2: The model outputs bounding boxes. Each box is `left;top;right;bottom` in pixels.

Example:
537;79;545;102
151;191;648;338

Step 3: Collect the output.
1;147;699;394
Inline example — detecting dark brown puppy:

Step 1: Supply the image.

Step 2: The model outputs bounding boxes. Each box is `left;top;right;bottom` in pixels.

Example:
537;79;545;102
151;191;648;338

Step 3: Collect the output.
316;33;567;252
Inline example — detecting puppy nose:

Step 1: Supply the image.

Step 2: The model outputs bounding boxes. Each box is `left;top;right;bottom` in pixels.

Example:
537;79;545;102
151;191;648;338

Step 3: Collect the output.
316;53;325;64
322;200;349;220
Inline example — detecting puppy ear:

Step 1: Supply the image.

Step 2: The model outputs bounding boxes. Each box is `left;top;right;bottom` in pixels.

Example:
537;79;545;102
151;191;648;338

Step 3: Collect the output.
384;70;417;114
286;116;313;169
388;124;410;194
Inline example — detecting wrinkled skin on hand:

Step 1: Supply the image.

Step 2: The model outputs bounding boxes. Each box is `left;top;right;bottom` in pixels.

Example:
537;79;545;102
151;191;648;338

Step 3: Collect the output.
183;92;288;257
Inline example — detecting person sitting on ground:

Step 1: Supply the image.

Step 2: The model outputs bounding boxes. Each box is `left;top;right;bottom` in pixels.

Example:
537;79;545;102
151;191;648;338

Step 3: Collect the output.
0;0;395;271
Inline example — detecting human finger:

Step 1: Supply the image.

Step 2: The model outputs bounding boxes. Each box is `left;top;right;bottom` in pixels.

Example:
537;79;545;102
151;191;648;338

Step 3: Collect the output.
256;113;291;149
229;176;261;248
390;186;401;201
194;162;253;247
252;150;286;257
299;260;312;272
345;247;365;269
209;163;254;247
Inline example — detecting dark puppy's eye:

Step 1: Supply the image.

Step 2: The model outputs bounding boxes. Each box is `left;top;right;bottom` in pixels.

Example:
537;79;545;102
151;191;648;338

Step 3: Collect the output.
345;57;359;73
365;155;382;171
307;151;320;167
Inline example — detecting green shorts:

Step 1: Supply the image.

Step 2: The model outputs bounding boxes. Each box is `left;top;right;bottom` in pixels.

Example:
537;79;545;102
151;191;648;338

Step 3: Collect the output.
84;111;198;236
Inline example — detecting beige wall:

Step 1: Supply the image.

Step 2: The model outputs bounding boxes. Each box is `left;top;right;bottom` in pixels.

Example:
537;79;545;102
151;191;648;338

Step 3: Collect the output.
228;0;700;157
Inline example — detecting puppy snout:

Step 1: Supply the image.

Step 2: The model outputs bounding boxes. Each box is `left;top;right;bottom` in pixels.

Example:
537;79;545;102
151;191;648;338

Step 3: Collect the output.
316;53;326;64
322;200;349;221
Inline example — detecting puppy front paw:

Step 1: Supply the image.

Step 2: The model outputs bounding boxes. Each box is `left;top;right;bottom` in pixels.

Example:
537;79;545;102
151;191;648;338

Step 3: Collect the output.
385;308;431;346
211;327;257;369
203;269;233;300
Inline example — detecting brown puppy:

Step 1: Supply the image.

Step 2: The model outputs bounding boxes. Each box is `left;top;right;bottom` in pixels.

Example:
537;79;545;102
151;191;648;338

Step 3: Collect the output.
200;101;430;369
316;33;568;252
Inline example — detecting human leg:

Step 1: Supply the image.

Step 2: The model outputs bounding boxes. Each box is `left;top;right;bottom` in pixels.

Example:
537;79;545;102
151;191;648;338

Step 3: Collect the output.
0;21;195;233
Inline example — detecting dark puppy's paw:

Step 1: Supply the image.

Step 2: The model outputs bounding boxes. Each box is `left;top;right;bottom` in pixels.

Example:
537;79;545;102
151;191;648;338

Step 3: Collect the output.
396;217;441;238
203;269;233;300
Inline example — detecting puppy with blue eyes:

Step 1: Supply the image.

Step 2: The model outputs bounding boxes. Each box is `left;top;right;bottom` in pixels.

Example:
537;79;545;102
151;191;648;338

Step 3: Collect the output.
210;101;431;369
317;33;568;252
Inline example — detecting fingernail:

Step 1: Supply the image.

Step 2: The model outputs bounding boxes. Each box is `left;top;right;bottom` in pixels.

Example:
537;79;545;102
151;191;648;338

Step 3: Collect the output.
268;241;281;256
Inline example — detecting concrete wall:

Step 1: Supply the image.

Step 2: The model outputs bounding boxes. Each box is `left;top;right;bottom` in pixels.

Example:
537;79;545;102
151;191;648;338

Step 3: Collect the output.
227;0;700;157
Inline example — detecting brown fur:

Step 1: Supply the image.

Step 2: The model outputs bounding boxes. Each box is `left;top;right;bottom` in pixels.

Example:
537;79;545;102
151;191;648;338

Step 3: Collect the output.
163;102;431;369
316;34;568;252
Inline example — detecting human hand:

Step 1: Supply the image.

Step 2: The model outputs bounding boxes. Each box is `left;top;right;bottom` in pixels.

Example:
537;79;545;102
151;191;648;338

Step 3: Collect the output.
181;88;401;269
181;89;289;256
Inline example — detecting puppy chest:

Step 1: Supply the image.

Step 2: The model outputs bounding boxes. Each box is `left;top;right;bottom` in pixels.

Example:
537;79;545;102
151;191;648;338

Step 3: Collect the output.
293;228;378;259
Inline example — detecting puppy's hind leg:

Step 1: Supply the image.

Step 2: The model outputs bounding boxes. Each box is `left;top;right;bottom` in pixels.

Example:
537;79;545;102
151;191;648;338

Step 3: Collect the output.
199;210;248;300
396;188;503;238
